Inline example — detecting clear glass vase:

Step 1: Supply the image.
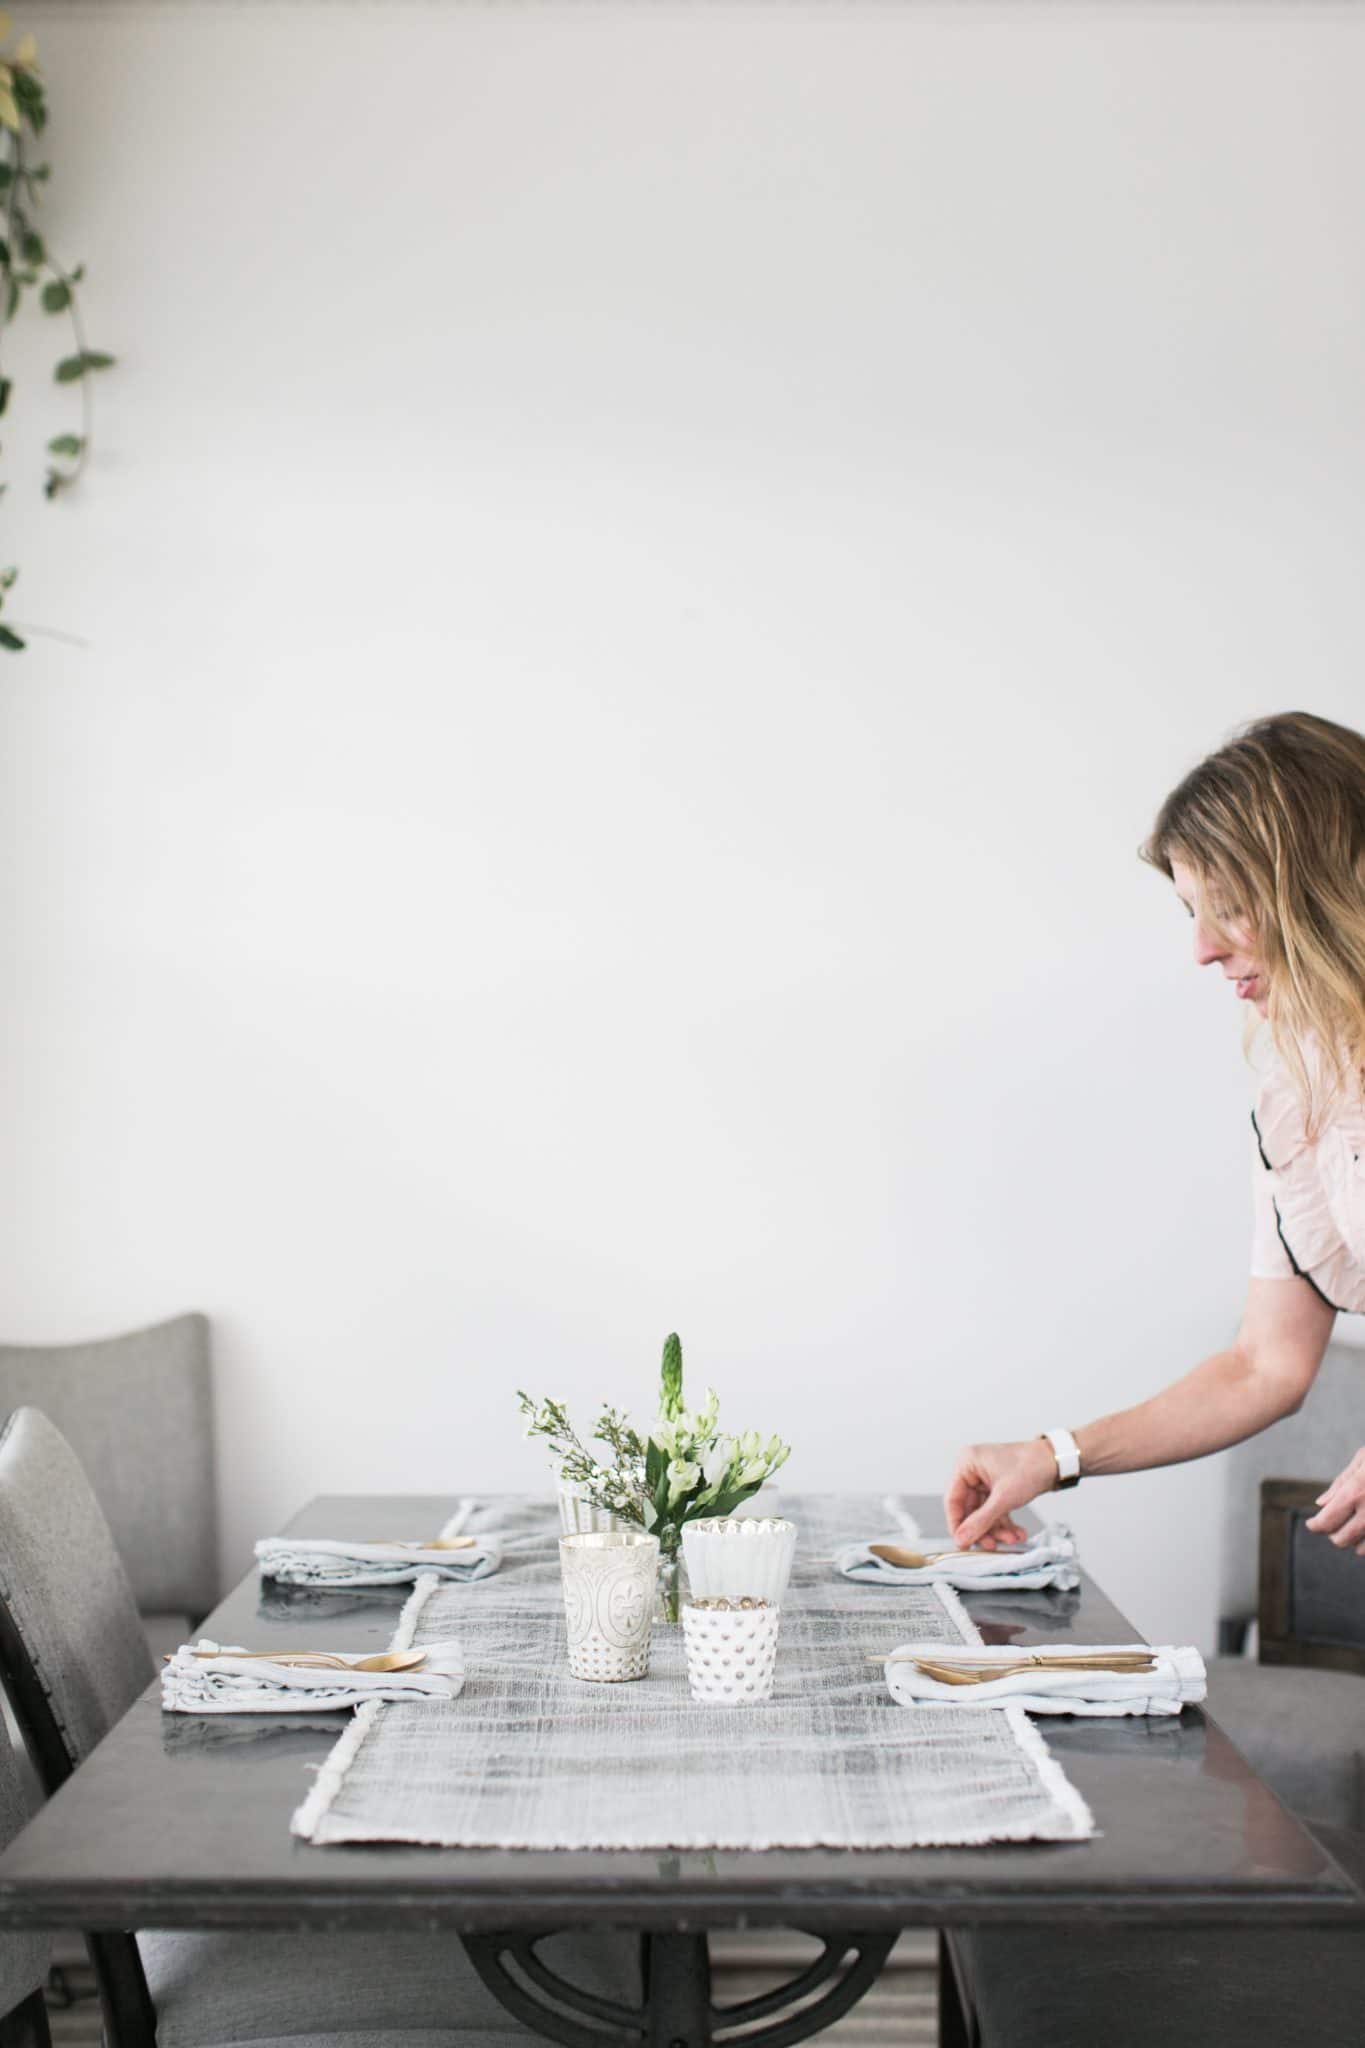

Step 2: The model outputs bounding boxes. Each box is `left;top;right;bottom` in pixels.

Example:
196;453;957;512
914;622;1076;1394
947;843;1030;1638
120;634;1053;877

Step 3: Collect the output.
654;1544;687;1624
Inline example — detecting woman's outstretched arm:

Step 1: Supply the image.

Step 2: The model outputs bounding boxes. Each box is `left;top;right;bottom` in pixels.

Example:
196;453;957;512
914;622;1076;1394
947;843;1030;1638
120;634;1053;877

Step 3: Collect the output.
943;1276;1337;1549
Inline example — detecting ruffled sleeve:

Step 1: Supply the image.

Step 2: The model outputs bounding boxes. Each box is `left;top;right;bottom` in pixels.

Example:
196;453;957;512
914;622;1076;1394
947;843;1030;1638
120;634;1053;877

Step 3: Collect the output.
1249;1029;1365;1314
1249;1126;1296;1280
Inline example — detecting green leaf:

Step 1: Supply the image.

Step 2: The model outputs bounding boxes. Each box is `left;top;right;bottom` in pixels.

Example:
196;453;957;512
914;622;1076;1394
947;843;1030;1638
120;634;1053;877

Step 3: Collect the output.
43;468;64;499
0;164;12;188
54;354;85;382
0;378;9;417
47;433;82;457
0;238;9;268
0;568;16;588
40;279;68;313
4;280;17;321
13;71;40;107
20;230;42;265
69;262;84;283
82;350;114;371
0;624;26;650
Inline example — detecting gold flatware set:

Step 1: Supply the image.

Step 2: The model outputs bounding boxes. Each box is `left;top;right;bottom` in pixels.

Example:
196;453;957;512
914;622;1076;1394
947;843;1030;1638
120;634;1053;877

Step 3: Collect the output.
865;1649;1157;1686
365;1536;478;1550
867;1542;999;1568
163;1649;429;1672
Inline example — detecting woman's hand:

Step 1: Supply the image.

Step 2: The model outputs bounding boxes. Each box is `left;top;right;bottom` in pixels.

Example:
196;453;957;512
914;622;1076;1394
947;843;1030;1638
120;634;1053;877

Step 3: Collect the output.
1305;1450;1365;1552
943;1439;1060;1548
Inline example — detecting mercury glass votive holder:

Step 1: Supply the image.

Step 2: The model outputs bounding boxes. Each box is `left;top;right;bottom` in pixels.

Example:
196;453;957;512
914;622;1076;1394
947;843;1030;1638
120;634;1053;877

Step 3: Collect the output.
559;1530;659;1682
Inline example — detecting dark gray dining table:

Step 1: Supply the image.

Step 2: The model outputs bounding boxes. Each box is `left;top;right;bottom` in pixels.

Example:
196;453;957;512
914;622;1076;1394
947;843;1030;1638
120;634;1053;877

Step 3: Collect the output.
0;1492;1361;2048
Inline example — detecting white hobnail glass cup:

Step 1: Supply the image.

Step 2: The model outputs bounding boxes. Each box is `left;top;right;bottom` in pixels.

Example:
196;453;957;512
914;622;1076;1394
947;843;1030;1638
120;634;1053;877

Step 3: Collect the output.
681;1516;797;1606
682;1601;781;1705
559;1531;659;1682
557;1486;634;1537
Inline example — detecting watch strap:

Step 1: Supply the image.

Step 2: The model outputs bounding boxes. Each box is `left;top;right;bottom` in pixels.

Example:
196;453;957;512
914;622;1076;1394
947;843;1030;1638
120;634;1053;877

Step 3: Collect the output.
1041;1427;1082;1490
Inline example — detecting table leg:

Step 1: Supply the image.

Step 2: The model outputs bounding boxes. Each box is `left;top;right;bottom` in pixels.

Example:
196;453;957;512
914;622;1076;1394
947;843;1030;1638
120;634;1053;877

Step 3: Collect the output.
936;1932;973;2048
0;1988;51;2048
462;1927;899;2048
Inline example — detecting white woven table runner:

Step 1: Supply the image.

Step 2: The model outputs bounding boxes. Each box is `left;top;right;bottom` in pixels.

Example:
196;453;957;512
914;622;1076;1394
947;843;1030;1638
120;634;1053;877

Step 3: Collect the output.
293;1494;1095;1849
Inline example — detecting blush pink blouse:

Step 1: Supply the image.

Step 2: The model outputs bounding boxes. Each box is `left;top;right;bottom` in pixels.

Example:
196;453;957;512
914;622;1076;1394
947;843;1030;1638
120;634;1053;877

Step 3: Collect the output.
1249;1026;1365;1314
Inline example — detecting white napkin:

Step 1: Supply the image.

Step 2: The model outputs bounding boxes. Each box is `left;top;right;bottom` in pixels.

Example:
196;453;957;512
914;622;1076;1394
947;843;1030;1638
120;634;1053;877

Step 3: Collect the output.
837;1525;1080;1592
255;1503;500;1588
883;1639;1206;1717
160;1637;466;1714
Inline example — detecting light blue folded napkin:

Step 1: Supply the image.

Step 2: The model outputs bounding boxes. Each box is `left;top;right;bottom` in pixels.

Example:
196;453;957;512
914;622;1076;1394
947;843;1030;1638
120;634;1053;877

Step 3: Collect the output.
836;1524;1079;1592
256;1503;501;1588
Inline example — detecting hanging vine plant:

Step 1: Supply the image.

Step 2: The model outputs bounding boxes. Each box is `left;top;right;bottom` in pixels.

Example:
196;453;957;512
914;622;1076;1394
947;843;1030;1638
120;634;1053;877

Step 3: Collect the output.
0;13;115;651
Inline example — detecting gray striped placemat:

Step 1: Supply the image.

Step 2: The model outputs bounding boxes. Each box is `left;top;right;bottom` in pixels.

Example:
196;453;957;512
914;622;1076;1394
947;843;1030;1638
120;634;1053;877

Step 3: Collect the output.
293;1493;1094;1849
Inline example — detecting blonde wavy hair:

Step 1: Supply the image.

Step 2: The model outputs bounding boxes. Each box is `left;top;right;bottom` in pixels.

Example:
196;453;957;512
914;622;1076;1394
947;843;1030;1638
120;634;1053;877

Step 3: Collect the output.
1142;711;1365;1128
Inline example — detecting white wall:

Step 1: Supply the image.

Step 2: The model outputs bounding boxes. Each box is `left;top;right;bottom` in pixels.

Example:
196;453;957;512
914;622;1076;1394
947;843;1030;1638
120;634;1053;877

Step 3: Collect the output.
2;1;1363;1649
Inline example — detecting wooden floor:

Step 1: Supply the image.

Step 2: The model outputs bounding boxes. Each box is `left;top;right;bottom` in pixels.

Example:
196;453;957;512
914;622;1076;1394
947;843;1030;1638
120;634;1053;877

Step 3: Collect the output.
46;1932;940;2046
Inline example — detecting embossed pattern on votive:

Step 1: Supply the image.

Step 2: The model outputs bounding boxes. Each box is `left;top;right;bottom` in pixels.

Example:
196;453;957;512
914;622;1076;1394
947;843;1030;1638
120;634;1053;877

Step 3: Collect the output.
559;1531;658;1682
682;1600;781;1704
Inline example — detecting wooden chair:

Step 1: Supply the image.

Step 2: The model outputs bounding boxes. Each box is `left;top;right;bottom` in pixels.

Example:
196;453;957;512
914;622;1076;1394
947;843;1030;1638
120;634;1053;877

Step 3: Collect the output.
1205;1341;1365;1832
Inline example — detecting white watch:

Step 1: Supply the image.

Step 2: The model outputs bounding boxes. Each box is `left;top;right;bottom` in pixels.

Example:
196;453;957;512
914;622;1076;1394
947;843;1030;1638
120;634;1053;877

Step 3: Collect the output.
1041;1427;1082;1490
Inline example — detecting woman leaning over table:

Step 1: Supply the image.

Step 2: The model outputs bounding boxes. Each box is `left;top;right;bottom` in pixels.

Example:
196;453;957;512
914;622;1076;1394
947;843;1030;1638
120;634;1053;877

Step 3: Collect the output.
944;709;1365;1554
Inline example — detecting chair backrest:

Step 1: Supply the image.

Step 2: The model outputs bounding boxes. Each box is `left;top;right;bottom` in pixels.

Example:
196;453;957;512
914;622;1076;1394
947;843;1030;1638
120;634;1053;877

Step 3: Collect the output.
0;1313;217;1619
0;1408;154;1783
1257;1478;1365;1675
1219;1339;1365;1628
0;1710;50;2021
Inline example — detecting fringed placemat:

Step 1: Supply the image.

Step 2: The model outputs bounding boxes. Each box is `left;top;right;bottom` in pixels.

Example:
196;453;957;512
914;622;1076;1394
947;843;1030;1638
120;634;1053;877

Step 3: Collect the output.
293;1494;1094;1850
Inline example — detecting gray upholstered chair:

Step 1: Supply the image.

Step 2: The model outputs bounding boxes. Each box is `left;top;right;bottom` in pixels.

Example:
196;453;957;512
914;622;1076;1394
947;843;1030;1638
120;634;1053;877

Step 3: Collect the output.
0;1315;218;1660
0;1690;50;2048
1205;1338;1365;1831
0;1407;628;2048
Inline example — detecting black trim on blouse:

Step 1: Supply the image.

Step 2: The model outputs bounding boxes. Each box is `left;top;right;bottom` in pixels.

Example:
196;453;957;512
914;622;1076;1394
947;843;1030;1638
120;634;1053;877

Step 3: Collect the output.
1251;1109;1354;1314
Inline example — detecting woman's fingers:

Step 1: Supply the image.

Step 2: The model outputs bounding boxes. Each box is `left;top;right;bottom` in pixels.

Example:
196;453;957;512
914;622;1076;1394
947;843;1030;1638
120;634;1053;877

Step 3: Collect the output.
954;1485;1016;1549
944;1460;987;1537
1326;1505;1365;1550
1306;1450;1365;1545
1307;1486;1359;1535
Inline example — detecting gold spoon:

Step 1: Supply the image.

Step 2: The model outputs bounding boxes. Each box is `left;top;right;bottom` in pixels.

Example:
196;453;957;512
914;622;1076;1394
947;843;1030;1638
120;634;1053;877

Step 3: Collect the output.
174;1648;429;1672
868;1542;1002;1568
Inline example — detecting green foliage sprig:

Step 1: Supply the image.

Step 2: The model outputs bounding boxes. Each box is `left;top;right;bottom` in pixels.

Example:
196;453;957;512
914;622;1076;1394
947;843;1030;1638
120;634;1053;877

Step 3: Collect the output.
0;15;115;651
517;1332;791;1555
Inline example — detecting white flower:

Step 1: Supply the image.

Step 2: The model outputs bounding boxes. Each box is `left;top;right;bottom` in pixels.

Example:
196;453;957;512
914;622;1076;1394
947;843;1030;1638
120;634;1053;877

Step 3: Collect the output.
701;1436;734;1489
666;1459;701;1507
650;1418;679;1458
735;1458;769;1489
